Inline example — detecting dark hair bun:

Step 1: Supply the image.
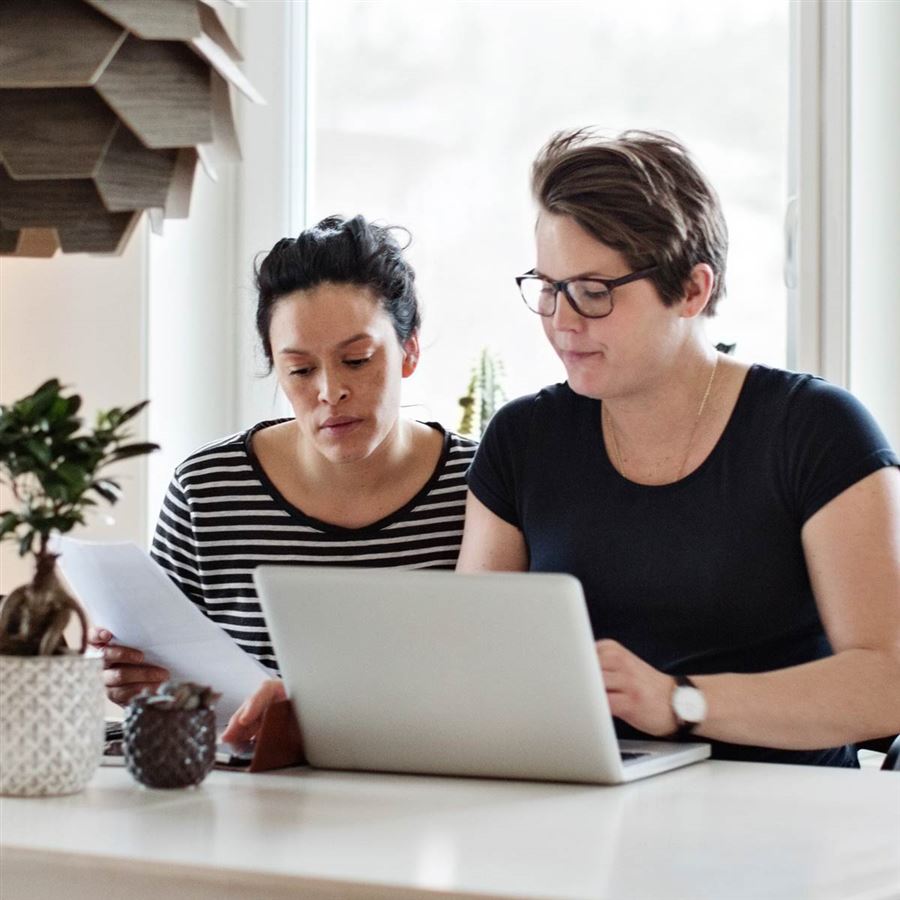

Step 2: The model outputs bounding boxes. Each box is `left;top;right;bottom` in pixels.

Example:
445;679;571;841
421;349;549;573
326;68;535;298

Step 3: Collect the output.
255;215;420;368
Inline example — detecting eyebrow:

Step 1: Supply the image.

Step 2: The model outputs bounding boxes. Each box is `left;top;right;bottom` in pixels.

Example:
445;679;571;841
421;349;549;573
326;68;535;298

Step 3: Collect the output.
532;268;617;281
277;333;375;356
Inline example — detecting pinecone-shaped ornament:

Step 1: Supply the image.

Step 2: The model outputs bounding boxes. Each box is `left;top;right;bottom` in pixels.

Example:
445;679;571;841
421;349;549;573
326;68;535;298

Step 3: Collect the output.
122;681;220;788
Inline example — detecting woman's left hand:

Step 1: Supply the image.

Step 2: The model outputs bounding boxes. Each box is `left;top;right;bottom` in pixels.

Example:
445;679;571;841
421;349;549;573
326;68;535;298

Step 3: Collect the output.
596;639;680;737
220;678;286;745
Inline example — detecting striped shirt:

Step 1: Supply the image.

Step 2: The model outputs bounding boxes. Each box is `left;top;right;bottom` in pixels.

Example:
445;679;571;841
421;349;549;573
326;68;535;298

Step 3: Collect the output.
151;420;477;672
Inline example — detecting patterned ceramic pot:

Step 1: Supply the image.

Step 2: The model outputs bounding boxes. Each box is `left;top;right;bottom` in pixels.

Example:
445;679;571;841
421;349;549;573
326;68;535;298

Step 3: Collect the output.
122;698;216;788
0;653;105;796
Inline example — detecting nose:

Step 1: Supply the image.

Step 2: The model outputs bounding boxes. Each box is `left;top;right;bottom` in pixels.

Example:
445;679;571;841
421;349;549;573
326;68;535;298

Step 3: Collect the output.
550;287;582;332
317;367;349;406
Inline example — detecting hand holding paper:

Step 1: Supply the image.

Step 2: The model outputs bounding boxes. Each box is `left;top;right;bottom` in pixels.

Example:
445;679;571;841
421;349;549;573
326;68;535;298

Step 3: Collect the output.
88;625;170;705
58;539;271;726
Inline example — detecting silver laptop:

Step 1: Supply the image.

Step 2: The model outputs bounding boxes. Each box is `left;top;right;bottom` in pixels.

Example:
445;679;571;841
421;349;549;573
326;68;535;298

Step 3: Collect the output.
254;567;710;784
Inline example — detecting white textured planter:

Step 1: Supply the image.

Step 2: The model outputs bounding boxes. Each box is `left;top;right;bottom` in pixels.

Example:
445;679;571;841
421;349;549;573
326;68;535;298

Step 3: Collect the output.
0;653;105;796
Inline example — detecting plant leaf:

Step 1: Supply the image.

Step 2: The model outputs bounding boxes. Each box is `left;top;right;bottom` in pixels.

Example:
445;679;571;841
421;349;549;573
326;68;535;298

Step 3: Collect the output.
25;438;52;466
17;530;34;557
106;442;160;461
0;511;21;536
91;481;120;504
56;462;88;489
117;399;150;423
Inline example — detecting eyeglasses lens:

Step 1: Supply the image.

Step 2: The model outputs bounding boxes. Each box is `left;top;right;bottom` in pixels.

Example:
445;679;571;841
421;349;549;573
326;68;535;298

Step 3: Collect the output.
519;278;613;318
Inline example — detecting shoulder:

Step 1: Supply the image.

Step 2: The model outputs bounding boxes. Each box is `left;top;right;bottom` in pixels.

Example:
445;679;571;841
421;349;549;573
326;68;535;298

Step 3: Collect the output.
744;363;854;407
747;366;891;442
418;422;478;471
173;419;289;482
736;365;814;411
487;382;579;434
743;367;898;522
469;383;580;485
465;387;578;527
445;428;478;460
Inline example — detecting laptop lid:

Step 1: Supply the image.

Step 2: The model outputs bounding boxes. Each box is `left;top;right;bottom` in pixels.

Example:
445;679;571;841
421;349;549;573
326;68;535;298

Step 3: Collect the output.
254;566;709;784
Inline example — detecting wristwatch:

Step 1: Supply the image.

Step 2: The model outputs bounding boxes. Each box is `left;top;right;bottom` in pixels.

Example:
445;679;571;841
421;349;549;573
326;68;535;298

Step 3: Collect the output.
671;674;707;740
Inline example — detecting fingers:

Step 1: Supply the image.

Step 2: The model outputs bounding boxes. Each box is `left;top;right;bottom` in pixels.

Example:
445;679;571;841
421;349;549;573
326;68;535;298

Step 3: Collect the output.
220;709;254;745
236;679;285;729
107;684;154;706
90;630;169;707
243;679;286;720
103;664;169;689
221;697;263;744
596;639;630;687
595;638;626;668
88;626;113;647
102;661;169;707
220;679;285;745
606;690;631;720
101;644;146;667
599;668;628;692
89;627;147;668
595;639;678;736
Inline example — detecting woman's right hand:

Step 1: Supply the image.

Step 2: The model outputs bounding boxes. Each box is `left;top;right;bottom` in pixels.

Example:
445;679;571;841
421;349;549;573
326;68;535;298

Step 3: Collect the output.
88;626;170;706
220;678;286;745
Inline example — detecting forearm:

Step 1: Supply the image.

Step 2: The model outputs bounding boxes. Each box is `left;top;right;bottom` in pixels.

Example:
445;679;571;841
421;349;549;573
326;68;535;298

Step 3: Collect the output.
693;647;900;749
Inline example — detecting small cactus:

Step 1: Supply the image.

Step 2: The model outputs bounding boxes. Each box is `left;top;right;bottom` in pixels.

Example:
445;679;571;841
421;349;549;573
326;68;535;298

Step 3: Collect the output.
458;348;506;439
124;681;220;788
143;681;221;711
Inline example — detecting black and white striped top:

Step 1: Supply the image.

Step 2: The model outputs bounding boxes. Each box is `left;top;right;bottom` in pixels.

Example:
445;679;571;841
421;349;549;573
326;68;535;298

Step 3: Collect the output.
151;420;477;673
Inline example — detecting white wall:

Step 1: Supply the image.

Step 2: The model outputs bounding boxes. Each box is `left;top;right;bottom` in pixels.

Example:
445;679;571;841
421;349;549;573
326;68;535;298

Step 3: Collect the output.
0;4;302;595
145;166;240;532
849;0;900;449
145;0;303;532
0;225;149;593
150;0;303;533
232;0;304;429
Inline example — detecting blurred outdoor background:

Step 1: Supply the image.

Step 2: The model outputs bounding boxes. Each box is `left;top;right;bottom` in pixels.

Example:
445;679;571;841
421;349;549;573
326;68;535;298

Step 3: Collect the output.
307;0;788;426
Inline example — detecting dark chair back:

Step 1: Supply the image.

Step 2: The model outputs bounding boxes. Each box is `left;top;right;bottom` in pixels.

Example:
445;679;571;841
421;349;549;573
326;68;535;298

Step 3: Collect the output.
882;735;900;772
857;735;900;771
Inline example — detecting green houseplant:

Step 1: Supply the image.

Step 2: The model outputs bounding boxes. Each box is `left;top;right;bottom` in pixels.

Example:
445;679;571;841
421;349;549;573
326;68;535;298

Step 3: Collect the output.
0;378;158;796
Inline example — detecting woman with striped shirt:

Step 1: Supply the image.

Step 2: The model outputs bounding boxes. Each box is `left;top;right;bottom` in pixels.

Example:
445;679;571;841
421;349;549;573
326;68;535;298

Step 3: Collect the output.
91;215;476;731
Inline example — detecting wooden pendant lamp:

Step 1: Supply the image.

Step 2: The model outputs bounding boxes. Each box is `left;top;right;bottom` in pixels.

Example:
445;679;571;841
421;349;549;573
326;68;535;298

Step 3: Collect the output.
0;0;262;256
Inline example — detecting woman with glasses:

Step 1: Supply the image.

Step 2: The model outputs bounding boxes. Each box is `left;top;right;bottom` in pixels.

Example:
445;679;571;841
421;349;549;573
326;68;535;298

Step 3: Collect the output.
90;215;477;739
458;130;900;765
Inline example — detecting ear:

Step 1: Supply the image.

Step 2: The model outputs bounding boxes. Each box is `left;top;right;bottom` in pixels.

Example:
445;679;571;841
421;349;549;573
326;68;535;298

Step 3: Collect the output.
679;264;715;319
401;333;420;378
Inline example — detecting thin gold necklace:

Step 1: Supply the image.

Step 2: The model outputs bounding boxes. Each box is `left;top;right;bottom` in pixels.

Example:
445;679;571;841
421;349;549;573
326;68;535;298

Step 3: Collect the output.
605;354;719;482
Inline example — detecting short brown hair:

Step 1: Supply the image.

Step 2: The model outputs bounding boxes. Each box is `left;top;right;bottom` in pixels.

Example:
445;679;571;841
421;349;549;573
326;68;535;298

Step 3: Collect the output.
531;129;728;315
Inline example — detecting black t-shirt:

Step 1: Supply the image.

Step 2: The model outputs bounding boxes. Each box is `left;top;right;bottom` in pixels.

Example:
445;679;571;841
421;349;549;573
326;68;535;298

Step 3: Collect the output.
468;365;899;766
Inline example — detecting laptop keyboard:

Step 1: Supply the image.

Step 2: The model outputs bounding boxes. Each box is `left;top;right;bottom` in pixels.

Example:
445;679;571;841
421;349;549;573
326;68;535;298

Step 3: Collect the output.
620;750;651;762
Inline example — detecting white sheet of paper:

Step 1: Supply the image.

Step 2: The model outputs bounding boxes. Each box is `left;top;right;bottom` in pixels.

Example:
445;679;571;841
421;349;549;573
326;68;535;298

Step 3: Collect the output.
57;538;271;726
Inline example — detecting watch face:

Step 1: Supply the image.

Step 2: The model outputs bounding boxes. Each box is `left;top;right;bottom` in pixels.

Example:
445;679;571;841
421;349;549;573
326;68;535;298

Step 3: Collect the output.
673;686;707;724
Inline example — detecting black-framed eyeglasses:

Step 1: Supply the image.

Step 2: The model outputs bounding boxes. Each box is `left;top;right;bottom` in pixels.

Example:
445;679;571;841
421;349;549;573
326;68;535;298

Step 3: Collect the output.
515;266;658;319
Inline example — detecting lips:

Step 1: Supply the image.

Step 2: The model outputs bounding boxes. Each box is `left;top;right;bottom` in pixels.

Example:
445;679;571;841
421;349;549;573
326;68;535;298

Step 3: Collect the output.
559;350;602;365
319;416;363;436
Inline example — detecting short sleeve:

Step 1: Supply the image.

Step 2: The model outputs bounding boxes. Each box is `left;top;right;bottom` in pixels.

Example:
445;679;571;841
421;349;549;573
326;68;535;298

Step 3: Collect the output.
149;472;207;612
466;394;538;528
783;376;899;524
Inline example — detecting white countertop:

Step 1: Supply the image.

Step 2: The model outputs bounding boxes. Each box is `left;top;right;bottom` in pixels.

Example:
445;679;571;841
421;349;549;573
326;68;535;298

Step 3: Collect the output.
2;760;898;900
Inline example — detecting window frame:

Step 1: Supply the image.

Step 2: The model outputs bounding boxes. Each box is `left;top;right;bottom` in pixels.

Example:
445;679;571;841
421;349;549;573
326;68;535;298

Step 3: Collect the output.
244;0;891;423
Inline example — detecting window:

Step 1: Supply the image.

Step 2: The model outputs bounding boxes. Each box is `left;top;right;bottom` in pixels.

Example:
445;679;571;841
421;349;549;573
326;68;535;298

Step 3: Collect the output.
306;0;789;427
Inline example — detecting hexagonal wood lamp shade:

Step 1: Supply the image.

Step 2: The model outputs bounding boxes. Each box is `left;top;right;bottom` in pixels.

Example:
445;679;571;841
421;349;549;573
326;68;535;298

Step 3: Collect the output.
0;0;262;256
